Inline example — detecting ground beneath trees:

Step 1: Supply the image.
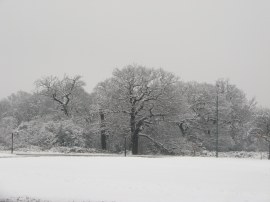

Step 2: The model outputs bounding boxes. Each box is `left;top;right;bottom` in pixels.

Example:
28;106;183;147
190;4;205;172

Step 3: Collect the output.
0;155;269;202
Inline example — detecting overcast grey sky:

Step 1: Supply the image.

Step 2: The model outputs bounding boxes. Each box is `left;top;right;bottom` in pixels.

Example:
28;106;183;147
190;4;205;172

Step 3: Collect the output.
0;0;269;107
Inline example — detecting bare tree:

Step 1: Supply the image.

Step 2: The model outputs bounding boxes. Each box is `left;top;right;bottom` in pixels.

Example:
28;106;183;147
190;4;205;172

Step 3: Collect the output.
35;75;85;117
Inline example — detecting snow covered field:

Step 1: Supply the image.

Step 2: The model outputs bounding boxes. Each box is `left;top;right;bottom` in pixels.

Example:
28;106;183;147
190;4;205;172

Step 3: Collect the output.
0;156;269;202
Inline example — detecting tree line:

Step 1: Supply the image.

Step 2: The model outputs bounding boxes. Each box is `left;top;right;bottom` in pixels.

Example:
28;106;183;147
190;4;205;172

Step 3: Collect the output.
0;65;269;156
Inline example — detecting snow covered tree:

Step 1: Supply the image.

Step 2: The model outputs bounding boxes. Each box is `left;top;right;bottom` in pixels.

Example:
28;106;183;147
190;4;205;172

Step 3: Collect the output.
35;75;85;117
249;108;270;159
0;98;11;119
0;91;53;124
219;80;256;150
0;116;18;148
177;79;255;152
95;65;180;155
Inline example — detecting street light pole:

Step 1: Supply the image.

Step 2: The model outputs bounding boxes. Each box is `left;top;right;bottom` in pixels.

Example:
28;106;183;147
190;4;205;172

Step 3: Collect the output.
216;89;219;158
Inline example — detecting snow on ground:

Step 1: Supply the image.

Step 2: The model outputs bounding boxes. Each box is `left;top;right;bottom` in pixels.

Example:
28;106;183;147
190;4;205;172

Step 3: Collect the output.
0;152;16;158
0;156;269;202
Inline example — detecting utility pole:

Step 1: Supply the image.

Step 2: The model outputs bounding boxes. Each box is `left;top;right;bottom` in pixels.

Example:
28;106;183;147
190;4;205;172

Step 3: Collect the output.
216;87;219;158
266;124;270;160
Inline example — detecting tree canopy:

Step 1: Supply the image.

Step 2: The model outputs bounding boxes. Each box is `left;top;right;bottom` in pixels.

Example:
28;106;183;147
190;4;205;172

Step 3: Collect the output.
0;65;267;156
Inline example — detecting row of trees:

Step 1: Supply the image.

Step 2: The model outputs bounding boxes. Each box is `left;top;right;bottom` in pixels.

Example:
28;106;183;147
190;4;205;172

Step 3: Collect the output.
0;65;269;156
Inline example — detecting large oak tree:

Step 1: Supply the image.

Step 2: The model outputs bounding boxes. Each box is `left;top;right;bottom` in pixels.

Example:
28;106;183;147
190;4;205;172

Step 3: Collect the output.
95;65;180;154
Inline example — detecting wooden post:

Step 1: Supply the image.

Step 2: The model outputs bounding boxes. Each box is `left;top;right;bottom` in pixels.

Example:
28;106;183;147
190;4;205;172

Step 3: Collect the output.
11;133;14;154
124;136;127;157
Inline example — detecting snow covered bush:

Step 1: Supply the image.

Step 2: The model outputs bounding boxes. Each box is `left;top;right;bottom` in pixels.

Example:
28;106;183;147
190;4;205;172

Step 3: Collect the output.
52;120;84;147
13;119;89;149
0;116;18;149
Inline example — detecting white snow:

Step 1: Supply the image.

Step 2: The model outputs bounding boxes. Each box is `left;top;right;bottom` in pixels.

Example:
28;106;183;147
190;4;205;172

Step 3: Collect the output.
0;152;16;157
0;156;269;202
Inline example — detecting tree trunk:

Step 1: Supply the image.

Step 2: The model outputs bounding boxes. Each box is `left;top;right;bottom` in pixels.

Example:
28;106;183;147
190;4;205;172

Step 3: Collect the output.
139;133;174;155
132;133;139;155
130;109;139;155
268;143;270;160
101;133;106;150
62;105;69;117
99;109;106;150
177;122;186;136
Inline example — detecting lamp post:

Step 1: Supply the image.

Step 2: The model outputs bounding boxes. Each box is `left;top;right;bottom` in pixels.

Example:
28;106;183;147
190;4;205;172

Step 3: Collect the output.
215;81;226;158
215;89;219;158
